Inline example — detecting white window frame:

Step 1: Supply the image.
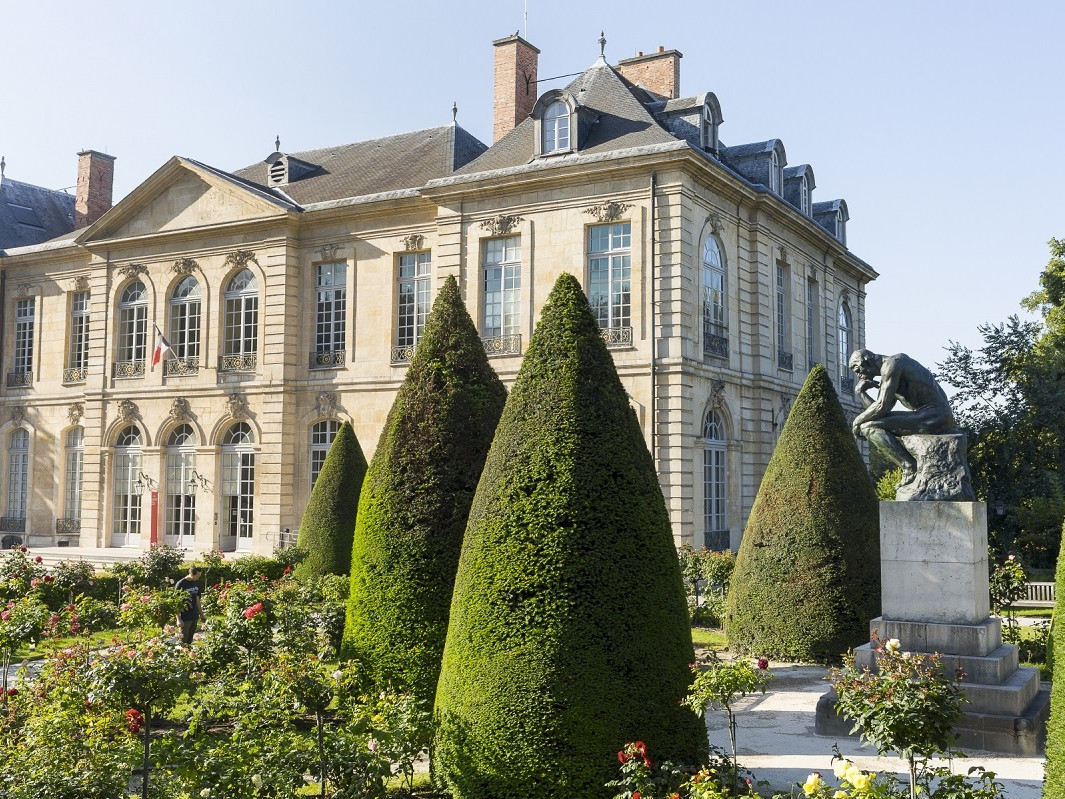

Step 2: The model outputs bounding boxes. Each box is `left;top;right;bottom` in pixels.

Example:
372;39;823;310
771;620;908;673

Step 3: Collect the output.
67;291;90;380
314;262;347;357
839;301;853;387
310;419;340;490
169;276;202;367
807;278;819;367
63;427;84;523
702;235;727;352
588;223;632;331
543;100;571;153
117;281;148;369
221;423;255;550
482;236;522;339
165;424;197;546
776;263;791;362
6;429;28;525
111;426;143;547
12;298;34;376
223;269;258;369
702;409;728;550
397;252;431;348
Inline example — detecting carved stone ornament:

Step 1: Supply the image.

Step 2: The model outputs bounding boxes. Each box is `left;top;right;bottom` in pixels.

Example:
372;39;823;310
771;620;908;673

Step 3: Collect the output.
117;399;138;424
583;202;631;223
479;215;524;236
14;283;35;298
172;257;200;275
708;380;726;409
840;287;852;304
72;276;90;292
707;212;723;235
67;402;84;426
169;397;191;423
317;243;341;261
224;250;258;269
777;245;788;263
226;393;249;421
315;392;338;418
401;234;424;252
117;263;148;279
10;407;25;428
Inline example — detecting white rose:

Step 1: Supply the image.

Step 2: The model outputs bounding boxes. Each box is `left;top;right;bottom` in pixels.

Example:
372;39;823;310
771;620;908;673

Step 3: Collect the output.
884;638;901;653
251;774;263;788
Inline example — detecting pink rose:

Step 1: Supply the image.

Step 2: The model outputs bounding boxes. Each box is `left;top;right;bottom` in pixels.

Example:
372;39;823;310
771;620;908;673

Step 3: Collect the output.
140;595;151;603
0;611;9;621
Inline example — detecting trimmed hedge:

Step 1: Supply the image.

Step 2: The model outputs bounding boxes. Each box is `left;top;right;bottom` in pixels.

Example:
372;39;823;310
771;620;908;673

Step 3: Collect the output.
433;273;706;799
294;421;367;579
725;364;880;662
342;276;506;707
1042;525;1065;795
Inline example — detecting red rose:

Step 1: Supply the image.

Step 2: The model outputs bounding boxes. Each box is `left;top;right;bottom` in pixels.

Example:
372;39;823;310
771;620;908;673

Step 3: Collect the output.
66;604;75;612
5;688;17;697
618;750;629;764
282;565;292;575
758;657;769;670
33;556;41;563
633;792;640;799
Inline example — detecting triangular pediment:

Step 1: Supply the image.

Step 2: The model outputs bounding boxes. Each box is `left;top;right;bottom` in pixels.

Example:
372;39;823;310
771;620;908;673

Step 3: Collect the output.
79;157;296;244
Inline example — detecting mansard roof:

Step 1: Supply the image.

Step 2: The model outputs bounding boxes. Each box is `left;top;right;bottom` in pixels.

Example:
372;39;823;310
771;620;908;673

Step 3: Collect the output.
0;175;76;250
232;124;487;205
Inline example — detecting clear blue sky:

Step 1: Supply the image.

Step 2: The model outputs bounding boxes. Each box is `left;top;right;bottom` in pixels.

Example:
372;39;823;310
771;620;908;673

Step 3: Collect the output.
4;0;1062;373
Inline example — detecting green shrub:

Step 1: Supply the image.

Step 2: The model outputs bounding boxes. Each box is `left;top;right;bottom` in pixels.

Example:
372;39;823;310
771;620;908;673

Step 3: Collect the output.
875;467;902;501
1043;522;1065;794
295;421;368;579
343;275;506;707
434;273;706;799
725;365;880;662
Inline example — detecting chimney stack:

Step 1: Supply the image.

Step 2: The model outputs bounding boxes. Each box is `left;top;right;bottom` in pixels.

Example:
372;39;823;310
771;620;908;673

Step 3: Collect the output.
493;33;540;143
75;150;116;228
616;47;683;99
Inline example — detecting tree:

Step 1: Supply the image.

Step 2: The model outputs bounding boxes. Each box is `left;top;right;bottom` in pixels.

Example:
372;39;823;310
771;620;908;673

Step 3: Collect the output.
341;275;506;708
294;421;367;580
938;239;1065;568
726;364;880;662
433;273;706;799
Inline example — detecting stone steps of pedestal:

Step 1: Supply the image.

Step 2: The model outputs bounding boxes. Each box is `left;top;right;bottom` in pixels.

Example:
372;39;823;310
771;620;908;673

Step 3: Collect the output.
855;642;1021;686
962;666;1041;717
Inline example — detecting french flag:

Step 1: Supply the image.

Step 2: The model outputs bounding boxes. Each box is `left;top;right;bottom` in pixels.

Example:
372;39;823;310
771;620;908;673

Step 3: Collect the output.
151;325;171;371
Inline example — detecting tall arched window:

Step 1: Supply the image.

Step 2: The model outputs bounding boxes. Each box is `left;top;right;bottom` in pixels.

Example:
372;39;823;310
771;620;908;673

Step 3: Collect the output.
702;235;727;358
310;419;341;490
165;424;197;546
703;409;728;551
116;281;148;377
543;101;570;153
222;269;258;372
112;426;143;547
221;423;255;549
168;276;201;375
838;301;853;390
313;262;347;367
61;427;84;533
4;429;29;532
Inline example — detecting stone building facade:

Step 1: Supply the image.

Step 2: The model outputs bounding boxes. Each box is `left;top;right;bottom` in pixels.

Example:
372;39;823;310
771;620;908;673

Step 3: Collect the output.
0;34;875;554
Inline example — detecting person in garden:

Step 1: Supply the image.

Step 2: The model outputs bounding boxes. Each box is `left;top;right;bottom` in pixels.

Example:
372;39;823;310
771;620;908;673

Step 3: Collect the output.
174;566;205;645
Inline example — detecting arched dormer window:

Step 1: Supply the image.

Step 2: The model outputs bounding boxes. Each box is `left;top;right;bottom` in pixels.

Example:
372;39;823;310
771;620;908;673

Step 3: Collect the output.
702;407;729;550
769;149;782;194
700;93;723;153
544;101;570;152
532;91;578;157
838;301;853;390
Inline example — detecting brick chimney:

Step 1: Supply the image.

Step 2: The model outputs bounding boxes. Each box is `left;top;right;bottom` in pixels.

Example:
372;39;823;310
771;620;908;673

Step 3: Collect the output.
616;46;683;99
493;33;540;143
75;150;116;228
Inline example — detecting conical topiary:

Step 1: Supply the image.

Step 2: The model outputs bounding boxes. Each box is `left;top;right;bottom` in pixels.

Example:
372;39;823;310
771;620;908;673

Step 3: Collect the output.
725;364;880;662
293;421;367;580
1042;521;1065;794
433;273;706;799
341;275;506;707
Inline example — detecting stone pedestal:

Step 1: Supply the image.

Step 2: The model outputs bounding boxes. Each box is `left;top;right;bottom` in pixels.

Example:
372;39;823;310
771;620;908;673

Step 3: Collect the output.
895;433;975;501
815;501;1048;755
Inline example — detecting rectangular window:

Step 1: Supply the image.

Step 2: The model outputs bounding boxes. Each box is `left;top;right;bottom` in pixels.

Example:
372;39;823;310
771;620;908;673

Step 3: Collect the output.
482;237;521;338
703;446;727;548
775;264;792;369
13;299;34;375
7;431;28;522
806;280;819;367
117;305;147;364
310;420;340;489
397;252;431;348
66;292;90;381
314;262;347;355
64;428;83;522
587;223;631;330
165;451;196;543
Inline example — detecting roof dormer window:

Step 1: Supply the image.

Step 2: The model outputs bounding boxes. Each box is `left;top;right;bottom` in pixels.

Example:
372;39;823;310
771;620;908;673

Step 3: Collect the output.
269;158;287;186
700;94;722;154
543;101;571;153
769;150;782;195
800;177;810;215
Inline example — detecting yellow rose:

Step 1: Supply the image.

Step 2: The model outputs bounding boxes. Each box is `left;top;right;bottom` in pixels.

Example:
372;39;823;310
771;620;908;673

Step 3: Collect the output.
803;772;825;796
832;761;850;780
851;772;872;792
834;792;849;799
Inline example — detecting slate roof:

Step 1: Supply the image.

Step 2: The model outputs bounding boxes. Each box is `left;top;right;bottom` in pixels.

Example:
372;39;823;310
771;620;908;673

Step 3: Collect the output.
454;60;678;174
720;140;780;159
0;176;76;250
231;125;487;205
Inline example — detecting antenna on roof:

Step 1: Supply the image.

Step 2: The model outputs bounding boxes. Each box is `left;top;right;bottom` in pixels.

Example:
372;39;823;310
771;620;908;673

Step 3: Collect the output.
452;102;458;123
524;0;528;39
275;135;281;152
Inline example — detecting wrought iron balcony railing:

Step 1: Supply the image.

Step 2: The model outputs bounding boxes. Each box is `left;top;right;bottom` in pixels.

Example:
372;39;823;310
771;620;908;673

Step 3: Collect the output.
113;360;145;378
0;517;26;533
165;357;199;376
63;366;88;383
703;324;729;359
599;326;633;348
391;344;416;364
309;349;345;369
219;353;257;372
481;334;522;357
56;518;81;535
777;350;794;371
6;371;31;388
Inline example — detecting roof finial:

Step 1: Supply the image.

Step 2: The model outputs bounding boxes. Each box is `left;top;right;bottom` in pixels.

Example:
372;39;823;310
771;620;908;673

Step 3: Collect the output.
452;102;458;123
0;156;5;178
599;31;606;58
275;135;281;152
